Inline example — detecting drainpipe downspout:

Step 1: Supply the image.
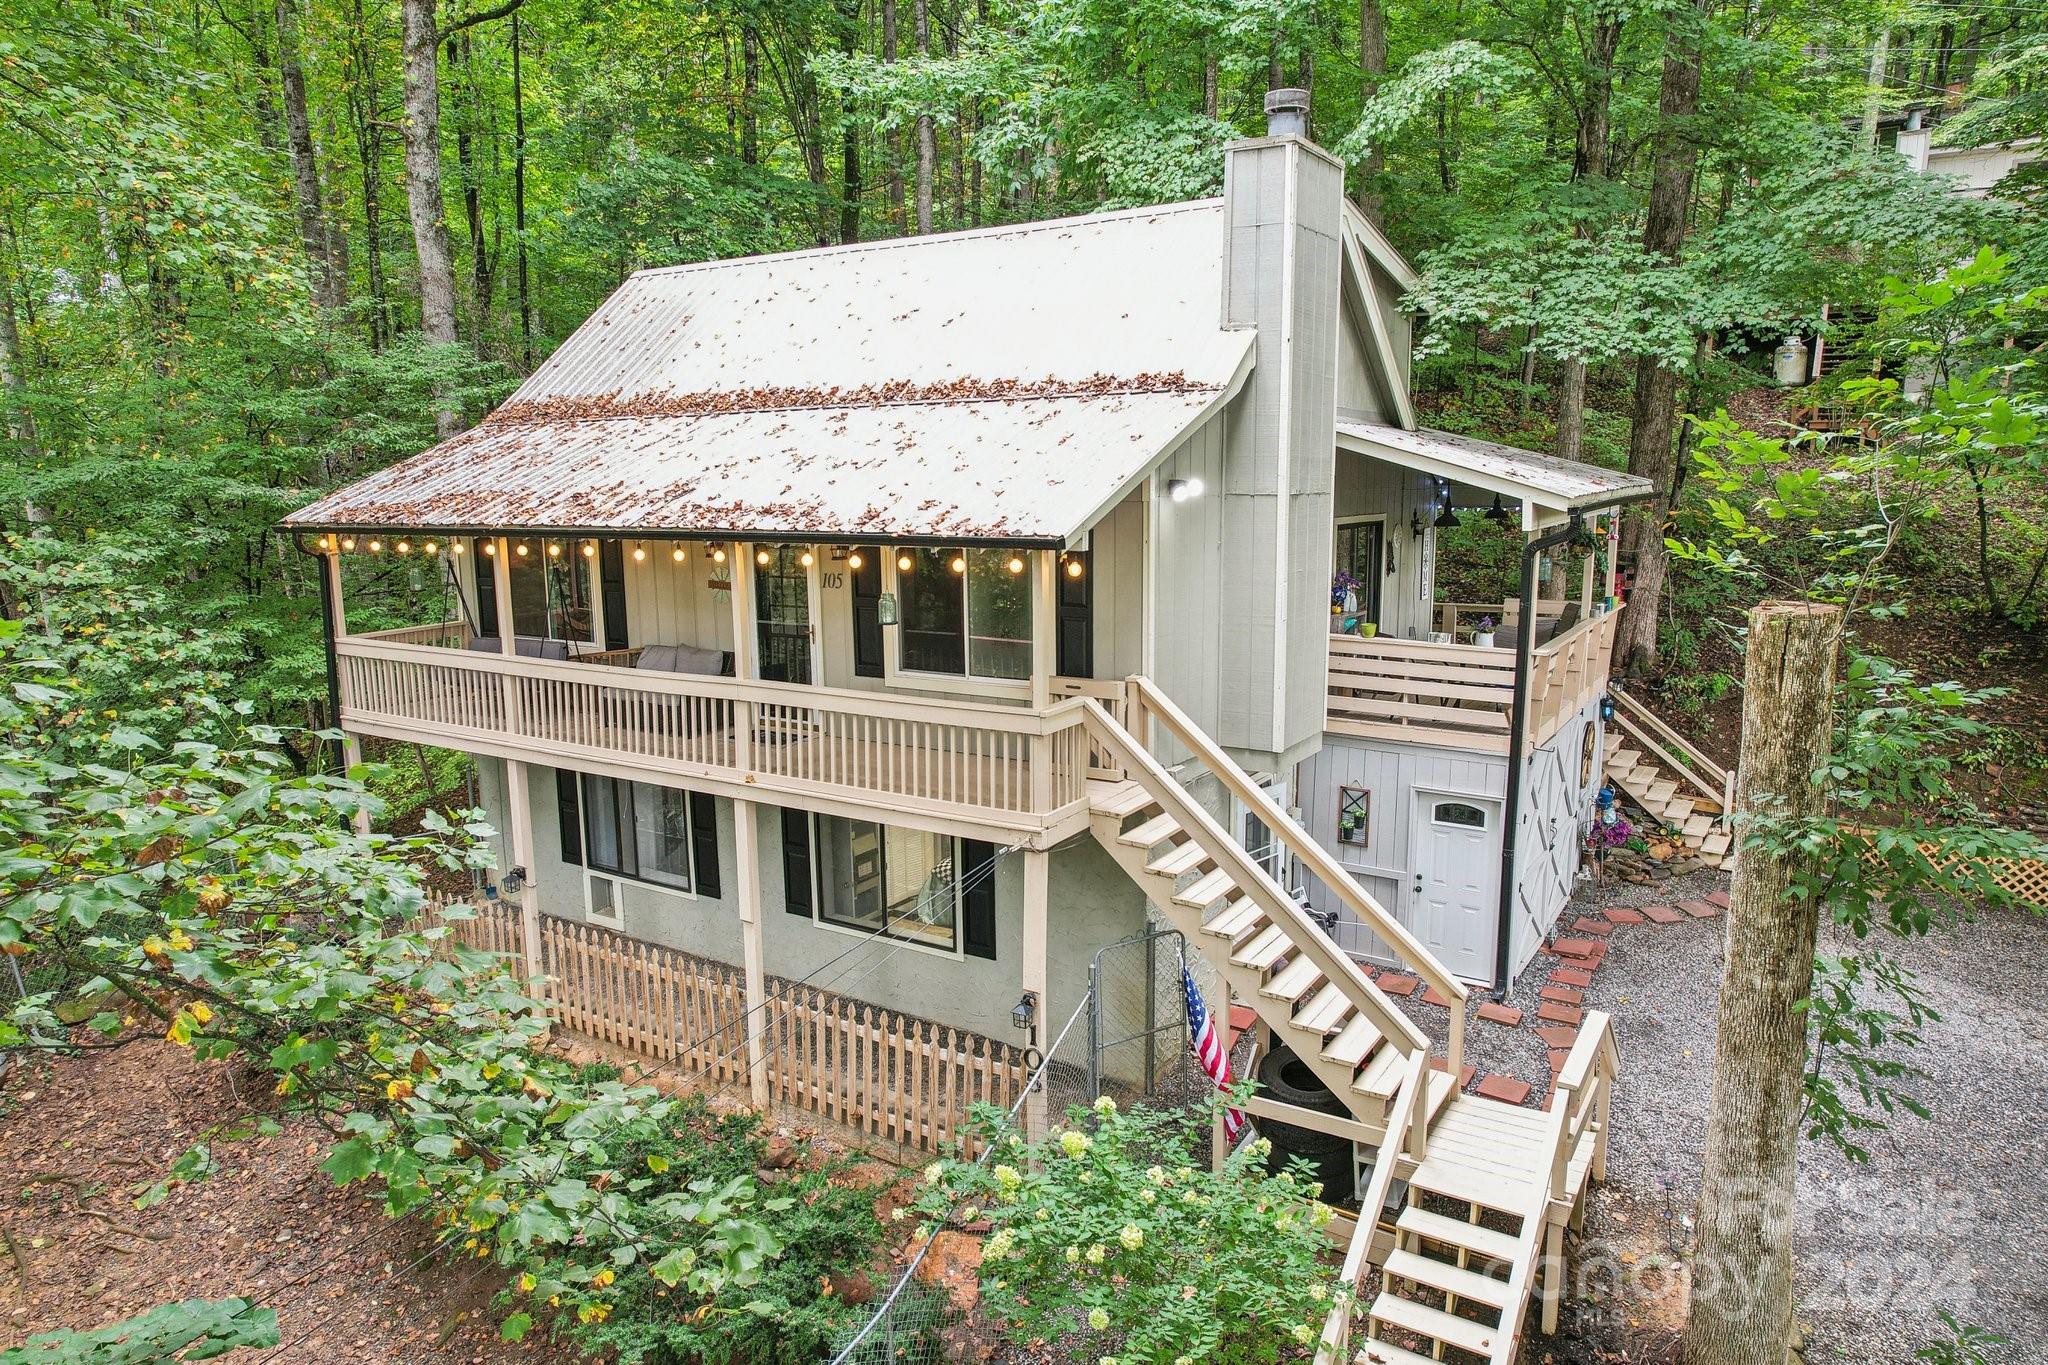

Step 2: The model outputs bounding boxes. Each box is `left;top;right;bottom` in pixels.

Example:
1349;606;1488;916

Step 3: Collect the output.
1491;491;1646;998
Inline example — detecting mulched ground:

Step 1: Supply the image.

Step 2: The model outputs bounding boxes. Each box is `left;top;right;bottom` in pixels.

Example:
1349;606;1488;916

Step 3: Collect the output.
0;1039;564;1362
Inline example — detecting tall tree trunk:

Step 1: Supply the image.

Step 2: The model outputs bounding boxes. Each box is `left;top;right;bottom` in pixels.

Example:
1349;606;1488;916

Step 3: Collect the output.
883;0;903;231
511;10;532;368
277;0;345;310
1617;0;1710;676
1555;14;1624;461
836;0;862;242
1860;29;1890;147
1683;601;1841;1365
400;0;462;435
1202;49;1219;117
0;238;39;464
348;0;389;348
449;32;492;358
913;0;933;233
1355;0;1387;222
741;24;760;165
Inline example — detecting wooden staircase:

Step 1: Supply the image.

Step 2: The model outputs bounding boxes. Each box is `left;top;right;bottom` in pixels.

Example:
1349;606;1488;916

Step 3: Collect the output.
1074;678;1620;1365
1604;683;1736;871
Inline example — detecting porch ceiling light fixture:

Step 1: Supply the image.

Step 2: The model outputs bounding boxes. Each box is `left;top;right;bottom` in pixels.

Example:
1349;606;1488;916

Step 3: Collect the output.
581;541;597;558
515;541;530;557
1434;504;1461;530
1011;990;1038;1035
1484;493;1511;523
672;545;686;562
1166;477;1204;503
480;540;494;555
710;544;727;564
450;540;465;555
367;537;384;553
423;540;439;555
547;540;562;557
799;548;815;568
633;543;647;562
341;536;358;551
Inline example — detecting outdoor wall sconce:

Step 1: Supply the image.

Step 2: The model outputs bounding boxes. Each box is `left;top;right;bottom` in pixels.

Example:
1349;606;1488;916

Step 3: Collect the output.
1011;990;1039;1041
1165;477;1204;503
503;865;528;894
1600;694;1615;722
1410;510;1426;537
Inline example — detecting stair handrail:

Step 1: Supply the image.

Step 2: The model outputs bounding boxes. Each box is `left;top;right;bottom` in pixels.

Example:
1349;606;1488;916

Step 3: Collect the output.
1608;683;1735;819
1077;699;1431;1062
1547;1009;1619;1196
1123;674;1472;1028
1312;1047;1429;1365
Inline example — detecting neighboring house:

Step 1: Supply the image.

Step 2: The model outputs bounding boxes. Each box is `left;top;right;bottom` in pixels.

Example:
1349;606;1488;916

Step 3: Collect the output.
286;92;1634;1359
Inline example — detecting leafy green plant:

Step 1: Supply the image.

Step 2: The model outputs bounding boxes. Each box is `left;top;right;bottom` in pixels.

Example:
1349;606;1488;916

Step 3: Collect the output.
0;1298;278;1363
1914;1310;2008;1365
909;1095;1338;1364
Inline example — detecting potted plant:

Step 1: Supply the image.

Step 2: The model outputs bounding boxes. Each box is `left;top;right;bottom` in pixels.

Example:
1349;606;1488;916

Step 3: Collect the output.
1472;615;1496;648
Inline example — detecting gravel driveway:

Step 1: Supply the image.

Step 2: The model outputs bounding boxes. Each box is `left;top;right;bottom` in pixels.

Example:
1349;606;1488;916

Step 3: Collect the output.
1529;883;2048;1363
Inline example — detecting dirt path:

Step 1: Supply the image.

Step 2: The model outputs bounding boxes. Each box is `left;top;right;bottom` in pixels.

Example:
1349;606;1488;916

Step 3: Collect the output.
0;1039;566;1362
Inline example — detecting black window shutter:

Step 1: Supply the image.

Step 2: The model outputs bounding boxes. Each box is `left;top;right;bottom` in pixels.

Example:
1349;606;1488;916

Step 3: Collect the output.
781;808;814;916
689;791;720;898
850;548;883;678
598;540;630;650
556;769;583;865
961;839;997;960
1056;554;1093;679
474;542;499;639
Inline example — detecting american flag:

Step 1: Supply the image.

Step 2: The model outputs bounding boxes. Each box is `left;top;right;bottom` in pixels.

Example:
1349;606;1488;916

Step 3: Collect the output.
1182;965;1245;1142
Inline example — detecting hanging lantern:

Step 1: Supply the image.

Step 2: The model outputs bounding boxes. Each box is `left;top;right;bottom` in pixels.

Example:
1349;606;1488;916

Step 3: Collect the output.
481;540;495;556
1484;493;1511;523
317;535;332;551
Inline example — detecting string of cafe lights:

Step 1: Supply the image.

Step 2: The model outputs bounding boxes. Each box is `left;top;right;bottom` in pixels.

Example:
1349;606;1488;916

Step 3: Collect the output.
314;533;1090;579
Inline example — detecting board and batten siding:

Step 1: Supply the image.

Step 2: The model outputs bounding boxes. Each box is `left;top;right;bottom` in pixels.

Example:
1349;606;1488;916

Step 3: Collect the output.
1086;489;1147;684
1294;735;1507;972
1332;451;1442;643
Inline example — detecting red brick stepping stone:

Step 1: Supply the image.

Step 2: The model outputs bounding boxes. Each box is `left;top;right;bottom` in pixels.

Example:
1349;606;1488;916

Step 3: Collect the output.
1679;899;1720;919
1552;937;1603;959
1227;1004;1256;1048
1430;1058;1478;1089
1376;973;1421;996
1707;890;1731;907
1476;1001;1524;1027
1548;1048;1571;1072
1539;984;1583;1006
1421;987;1452;1007
1535;1025;1579;1049
1569;940;1609;967
1639;904;1684;924
1604;907;1645;925
1548;965;1595;989
1473;1074;1533;1105
1570;916;1614;937
1537;1000;1583;1026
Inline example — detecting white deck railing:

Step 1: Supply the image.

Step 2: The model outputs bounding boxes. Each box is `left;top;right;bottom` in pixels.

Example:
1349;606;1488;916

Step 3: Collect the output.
336;632;1092;835
1326;609;1620;755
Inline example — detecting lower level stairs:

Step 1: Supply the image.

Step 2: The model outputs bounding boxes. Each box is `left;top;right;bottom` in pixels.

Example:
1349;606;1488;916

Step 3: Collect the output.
1603;744;1733;871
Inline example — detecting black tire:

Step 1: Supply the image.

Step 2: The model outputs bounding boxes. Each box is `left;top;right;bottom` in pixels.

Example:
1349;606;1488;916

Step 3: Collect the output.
1252;1044;1354;1199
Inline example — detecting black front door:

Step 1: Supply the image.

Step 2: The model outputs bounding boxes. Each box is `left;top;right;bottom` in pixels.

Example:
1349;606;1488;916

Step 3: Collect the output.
1334;520;1385;626
755;546;813;683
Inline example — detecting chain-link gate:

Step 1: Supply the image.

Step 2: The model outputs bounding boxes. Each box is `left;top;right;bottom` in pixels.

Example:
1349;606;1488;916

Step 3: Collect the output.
1085;927;1189;1105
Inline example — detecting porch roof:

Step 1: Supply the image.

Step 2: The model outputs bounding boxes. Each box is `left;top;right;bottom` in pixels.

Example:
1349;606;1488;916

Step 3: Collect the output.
1334;420;1654;516
286;201;1253;545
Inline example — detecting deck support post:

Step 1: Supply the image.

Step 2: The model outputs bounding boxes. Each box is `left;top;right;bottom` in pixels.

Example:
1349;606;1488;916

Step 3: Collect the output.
733;797;771;1109
1030;551;1057;812
504;757;545;1000
323;549;373;834
1020;846;1050;1139
728;542;757;772
1540;1218;1565;1332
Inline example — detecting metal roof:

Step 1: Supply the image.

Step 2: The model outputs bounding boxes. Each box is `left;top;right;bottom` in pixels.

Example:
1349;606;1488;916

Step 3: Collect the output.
288;201;1252;543
1334;420;1654;514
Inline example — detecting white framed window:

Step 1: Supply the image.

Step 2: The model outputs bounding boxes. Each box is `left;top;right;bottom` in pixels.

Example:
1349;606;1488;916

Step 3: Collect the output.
890;547;1033;683
582;775;698;895
801;814;964;955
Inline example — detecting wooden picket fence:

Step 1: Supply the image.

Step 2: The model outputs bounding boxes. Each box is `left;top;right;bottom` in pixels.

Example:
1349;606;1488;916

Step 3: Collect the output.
417;896;1029;1156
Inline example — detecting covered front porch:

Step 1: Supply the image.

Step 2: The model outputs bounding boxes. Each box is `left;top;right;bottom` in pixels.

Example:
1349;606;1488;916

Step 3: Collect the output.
1322;421;1649;756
